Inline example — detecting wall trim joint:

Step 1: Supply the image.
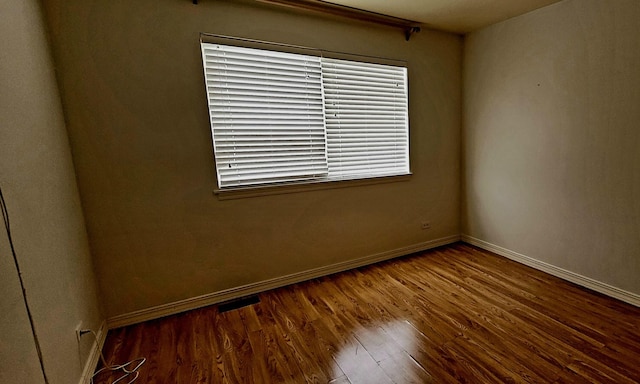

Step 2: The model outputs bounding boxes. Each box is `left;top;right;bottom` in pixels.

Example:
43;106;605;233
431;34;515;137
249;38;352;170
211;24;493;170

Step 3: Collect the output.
461;235;640;308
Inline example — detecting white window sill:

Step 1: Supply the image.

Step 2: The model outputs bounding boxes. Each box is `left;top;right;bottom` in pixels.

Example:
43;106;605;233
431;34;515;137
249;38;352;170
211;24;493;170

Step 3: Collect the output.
214;173;412;200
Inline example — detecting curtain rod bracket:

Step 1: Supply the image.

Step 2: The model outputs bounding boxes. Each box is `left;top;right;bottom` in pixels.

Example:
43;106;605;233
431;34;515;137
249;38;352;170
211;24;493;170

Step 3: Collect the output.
405;26;420;41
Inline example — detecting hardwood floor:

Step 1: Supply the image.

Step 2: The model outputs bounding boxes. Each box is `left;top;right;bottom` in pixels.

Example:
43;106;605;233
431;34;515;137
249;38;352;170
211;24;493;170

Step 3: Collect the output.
96;243;640;383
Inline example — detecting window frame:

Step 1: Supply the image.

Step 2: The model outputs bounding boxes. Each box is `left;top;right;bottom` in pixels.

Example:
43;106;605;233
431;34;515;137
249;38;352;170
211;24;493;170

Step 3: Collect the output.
200;35;412;198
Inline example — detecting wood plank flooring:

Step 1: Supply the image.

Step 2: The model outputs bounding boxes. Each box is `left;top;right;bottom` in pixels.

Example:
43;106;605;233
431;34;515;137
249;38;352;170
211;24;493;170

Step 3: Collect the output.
96;243;640;383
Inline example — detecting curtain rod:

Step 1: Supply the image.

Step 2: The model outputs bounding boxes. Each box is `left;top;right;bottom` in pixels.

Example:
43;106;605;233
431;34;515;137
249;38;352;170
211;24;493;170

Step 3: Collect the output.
200;33;408;66
192;0;422;41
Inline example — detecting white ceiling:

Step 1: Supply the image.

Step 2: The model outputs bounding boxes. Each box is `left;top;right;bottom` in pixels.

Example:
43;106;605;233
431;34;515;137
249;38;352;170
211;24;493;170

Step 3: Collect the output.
324;0;563;33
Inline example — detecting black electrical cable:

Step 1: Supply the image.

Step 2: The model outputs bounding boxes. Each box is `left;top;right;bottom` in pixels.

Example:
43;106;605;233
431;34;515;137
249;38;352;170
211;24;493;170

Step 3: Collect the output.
0;186;50;384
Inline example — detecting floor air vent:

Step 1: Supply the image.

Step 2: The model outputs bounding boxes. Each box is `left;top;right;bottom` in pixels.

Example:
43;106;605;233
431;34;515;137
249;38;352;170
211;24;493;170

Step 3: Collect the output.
217;295;260;313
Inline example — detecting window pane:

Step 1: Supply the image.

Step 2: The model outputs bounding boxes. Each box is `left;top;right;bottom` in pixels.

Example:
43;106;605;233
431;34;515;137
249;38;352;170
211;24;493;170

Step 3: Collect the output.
201;43;328;188
322;57;410;179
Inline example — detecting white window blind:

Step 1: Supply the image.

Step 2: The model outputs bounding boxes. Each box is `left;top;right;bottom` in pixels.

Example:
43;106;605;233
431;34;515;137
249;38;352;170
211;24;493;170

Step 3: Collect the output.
322;58;409;178
201;42;410;191
202;44;327;188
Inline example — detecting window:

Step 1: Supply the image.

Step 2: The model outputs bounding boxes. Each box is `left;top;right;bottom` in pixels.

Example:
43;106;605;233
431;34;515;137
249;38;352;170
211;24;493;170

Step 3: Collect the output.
201;42;410;192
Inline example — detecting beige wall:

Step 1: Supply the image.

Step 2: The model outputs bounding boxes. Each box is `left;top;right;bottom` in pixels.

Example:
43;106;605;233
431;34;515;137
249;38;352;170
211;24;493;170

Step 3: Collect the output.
42;0;462;318
0;0;103;383
463;0;640;295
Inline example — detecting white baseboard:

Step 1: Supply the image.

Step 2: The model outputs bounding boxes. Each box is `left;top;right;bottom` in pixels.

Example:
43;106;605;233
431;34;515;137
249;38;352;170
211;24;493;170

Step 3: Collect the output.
461;235;640;308
107;235;460;329
78;320;107;384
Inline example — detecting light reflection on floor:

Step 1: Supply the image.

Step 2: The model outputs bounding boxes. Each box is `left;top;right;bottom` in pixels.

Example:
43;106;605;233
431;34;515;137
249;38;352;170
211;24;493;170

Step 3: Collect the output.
331;320;430;383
